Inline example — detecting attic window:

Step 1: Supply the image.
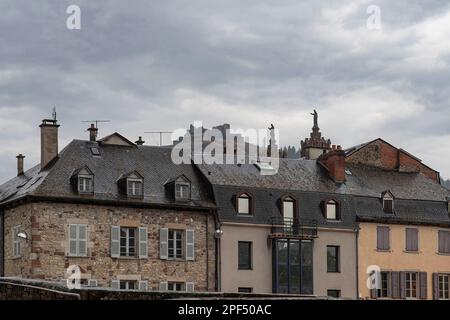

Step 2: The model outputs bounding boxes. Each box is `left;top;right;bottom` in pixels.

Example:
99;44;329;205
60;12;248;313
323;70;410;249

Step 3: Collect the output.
383;192;394;214
91;147;100;156
127;178;143;197
237;193;252;215
325;199;340;220
78;175;93;194
175;182;190;201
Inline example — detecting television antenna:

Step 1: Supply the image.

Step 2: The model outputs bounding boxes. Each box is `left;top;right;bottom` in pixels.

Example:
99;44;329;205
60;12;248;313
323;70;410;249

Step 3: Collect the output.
81;120;111;128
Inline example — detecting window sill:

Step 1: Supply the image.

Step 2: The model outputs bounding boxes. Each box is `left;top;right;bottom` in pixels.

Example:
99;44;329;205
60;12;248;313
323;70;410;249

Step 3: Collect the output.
403;250;420;254
236;214;253;217
112;256;142;260
436;252;450;256
238;268;253;271
11;256;22;260
166;258;187;262
67;255;89;258
326;271;341;274
375;249;392;253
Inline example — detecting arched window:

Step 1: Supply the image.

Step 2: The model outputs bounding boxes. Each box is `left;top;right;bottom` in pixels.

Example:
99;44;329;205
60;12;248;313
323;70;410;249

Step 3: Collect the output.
237;193;252;215
382;191;394;214
282;196;295;222
325;199;339;220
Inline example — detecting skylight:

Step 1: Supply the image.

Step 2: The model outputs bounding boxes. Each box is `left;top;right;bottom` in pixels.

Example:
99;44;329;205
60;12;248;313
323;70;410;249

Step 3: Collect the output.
91;147;100;156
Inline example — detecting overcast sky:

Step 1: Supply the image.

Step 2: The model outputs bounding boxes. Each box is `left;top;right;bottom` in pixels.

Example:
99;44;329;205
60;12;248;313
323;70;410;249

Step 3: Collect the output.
1;0;449;183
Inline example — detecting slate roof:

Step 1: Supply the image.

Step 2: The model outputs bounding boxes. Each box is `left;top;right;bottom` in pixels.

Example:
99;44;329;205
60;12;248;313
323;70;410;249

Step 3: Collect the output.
0;139;215;210
197;158;450;226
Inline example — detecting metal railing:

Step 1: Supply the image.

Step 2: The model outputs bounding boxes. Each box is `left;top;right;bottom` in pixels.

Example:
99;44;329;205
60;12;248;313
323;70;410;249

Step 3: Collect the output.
270;217;318;238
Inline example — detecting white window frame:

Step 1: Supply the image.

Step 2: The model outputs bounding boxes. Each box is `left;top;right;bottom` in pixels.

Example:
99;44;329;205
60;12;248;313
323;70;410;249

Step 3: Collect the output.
167;282;185;292
119;280;137;290
168;229;184;259
237;193;251;215
406;272;418;299
127;178;143;197
439;274;450;300
12;226;21;258
78;175;93;194
68;224;88;257
175;182;190;200
326;200;338;220
120;227;137;257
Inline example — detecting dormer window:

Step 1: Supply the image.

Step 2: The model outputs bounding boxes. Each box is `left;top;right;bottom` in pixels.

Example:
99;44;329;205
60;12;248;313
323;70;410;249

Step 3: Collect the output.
282;196;296;222
71;167;94;195
382;191;394;214
127;178;143;197
325;199;339;220
237;193;252;215
79;175;93;193
118;171;144;198
164;175;191;202
175;182;190;200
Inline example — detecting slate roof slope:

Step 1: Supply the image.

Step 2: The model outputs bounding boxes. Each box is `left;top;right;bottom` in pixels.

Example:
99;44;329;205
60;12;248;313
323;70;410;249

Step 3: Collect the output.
197;159;450;226
199;159;449;202
0;139;215;209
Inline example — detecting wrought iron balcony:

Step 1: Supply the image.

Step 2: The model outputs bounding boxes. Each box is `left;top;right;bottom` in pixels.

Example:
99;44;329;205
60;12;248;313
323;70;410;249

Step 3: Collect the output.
269;217;318;239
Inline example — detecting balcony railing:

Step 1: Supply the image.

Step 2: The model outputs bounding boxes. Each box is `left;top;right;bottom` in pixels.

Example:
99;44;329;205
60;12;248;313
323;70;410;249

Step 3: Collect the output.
269;217;318;239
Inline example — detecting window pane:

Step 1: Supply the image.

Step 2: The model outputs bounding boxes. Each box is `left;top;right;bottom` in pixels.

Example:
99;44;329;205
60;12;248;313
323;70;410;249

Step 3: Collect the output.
238;242;252;269
238;196;250;214
327;246;339;272
283;201;294;221
326;203;336;220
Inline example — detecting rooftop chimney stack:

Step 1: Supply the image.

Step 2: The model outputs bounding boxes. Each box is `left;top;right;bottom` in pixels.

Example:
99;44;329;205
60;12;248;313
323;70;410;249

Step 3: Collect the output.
318;148;346;184
135;136;145;145
40;118;59;169
87;123;98;142
16;154;25;176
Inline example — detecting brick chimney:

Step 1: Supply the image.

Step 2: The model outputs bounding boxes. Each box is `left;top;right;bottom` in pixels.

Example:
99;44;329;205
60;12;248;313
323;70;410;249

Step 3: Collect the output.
87;124;98;142
40;118;59;169
16;154;25;176
318;145;346;183
135;136;145;145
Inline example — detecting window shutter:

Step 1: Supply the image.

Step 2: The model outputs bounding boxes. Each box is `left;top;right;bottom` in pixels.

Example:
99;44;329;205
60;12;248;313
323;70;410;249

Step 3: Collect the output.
139;280;148;291
376;227;383;250
370;288;377;299
68;224;78;256
383;227;390;250
138;227;148;259
88;279;98;287
160;228;168;260
391;272;400;299
377;227;389;250
186;229;195;261
78;225;87;256
419;272;427;299
433;273;439;300
111;226;120;258
386;272;392;298
406;228;418;252
399;272;406;299
186;282;194;292
159;281;168;291
111;280;120;290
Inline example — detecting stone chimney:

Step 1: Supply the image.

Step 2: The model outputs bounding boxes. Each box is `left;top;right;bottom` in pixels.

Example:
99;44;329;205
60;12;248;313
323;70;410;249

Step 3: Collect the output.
87;123;98;142
40;118;59;169
135;136;145;145
318;145;346;183
16;154;25;176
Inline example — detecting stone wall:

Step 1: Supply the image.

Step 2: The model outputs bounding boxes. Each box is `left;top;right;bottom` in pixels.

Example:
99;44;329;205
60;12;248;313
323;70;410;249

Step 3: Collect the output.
4;202;216;291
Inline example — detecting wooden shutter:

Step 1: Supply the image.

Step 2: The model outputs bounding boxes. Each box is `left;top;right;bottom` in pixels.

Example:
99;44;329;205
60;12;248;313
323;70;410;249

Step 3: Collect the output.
186;282;194;292
160;228;168;259
391;272;400;299
88;279;98;287
68;224;78;256
186;229;195;261
78;225;87;256
419;272;427;299
433;273;439;300
159;281;168;291
138;227;148;259
111;226;120;258
399;272;406;299
138;280;148;291
377;227;389;250
383;227;390;250
405;228;418;252
111;280;120;290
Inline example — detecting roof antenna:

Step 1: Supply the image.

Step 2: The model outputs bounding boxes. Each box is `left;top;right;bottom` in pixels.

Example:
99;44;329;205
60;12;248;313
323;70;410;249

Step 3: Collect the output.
81;119;111;129
52;107;57;121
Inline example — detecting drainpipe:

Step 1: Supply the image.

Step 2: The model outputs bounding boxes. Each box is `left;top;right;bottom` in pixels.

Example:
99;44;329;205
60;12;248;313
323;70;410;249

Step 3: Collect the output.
355;226;360;300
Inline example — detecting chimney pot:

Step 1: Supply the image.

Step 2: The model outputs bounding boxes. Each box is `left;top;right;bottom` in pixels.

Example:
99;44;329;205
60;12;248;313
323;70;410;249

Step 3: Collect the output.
16;154;25;176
